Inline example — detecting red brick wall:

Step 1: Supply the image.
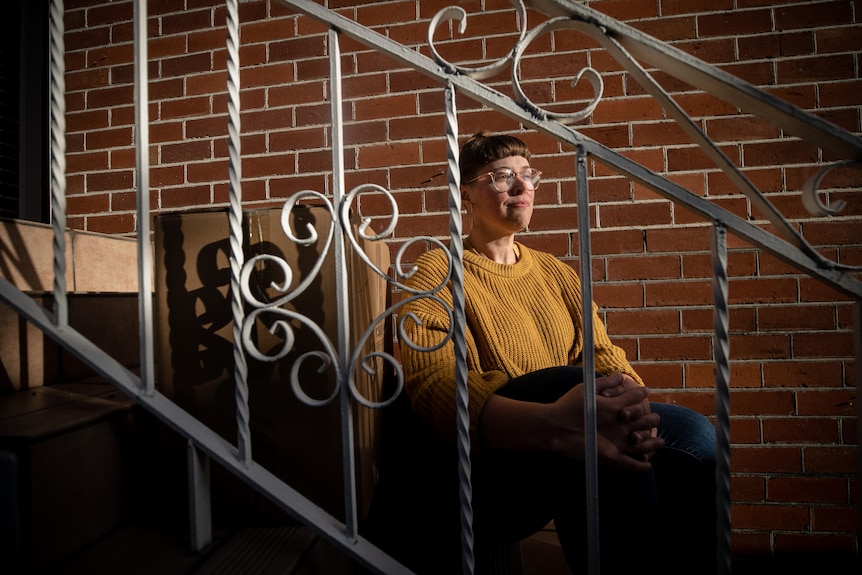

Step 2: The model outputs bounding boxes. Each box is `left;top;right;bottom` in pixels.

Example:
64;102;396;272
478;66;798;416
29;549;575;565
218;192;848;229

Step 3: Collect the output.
63;0;860;557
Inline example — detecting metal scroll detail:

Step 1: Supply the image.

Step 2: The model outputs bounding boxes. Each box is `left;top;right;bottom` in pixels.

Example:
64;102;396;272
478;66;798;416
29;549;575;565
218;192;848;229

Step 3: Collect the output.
428;1;604;124
237;188;455;410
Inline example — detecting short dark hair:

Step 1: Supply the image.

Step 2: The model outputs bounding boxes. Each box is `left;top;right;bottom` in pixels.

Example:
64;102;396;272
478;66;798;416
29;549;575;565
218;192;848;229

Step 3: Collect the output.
459;130;531;182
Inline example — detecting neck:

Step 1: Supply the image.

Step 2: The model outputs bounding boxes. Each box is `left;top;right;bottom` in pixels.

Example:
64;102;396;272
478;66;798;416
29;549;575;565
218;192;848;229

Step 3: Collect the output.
465;234;519;265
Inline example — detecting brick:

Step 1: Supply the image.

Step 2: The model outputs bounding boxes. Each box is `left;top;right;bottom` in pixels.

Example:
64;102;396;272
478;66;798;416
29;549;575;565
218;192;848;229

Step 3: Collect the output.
214;133;267;159
796;389;857;417
731;475;766;501
87;86;136;110
729;417;762;444
357;141;420;170
810;504;860;533
793;332;854;359
188;160;228;183
297;148;344;173
629;16;697;42
685;362;762;389
589;0;661;20
590;229;644;256
149;78;185;100
731;389;795;416
648;390;715;414
574;177;632;204
774;533;856;557
805;446;858;474
87;170;134;193
269;82;326;107
393;213;451;239
630;362;684;388
762;417;840;444
66;151;110;174
599;201;672;228
67;192;110;216
66;67;110;93
161;185;212;209
732;503;809;530
644;280;712;306
777;54;856;85
161;141;212;164
730;530;770;556
150;166;184;187
344;121;389;148
639;335;712;361
86;213;136;235
731;446;801;473
592;97;665;125
762;360;845;389
799;277;854;304
160;96;211;120
270;36;327;63
727;278;800;305
816;25;862;53
161;53;213;78
606;254;681;281
679;251;759;280
208;180;264;206
758;305;837;331
66;26;112;52
592;283;644;309
528;206;579;233
242;153;298;178
774;1;854;31
769;475;850;504
270;127;327;153
699;9;772;37
605;308;680;335
646;226;711;253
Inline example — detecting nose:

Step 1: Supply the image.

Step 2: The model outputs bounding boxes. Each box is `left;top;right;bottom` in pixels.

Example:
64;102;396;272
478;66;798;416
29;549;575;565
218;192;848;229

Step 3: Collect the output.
508;174;529;195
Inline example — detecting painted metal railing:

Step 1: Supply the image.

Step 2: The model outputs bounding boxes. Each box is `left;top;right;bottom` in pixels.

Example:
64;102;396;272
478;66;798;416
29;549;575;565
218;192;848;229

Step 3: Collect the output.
0;1;859;574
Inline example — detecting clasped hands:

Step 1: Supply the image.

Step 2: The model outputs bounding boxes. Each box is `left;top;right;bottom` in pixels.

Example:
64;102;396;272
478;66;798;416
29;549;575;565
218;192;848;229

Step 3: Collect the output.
552;372;663;472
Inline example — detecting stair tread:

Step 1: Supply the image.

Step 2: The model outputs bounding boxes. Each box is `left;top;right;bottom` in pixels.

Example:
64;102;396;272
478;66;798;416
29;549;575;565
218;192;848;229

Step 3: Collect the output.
0;382;134;441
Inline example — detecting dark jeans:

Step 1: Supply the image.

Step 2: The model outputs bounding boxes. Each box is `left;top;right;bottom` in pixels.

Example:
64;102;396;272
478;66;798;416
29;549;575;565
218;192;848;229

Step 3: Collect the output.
364;366;716;574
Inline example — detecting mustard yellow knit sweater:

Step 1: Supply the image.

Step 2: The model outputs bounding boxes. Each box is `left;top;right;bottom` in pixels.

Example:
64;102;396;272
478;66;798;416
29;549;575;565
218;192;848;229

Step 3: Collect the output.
399;243;643;444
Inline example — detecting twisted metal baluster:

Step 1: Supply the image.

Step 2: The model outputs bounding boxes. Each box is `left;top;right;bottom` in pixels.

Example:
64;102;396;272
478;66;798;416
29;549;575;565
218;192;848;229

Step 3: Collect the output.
576;146;600;575
712;223;732;575
444;81;474;575
226;0;251;464
48;0;67;327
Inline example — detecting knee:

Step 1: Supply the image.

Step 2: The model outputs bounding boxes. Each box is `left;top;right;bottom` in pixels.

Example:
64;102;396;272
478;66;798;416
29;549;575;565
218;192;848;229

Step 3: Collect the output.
650;402;716;466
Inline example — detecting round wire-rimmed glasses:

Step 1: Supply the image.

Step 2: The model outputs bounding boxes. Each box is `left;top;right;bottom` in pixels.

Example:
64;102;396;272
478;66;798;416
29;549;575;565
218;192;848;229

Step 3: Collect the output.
465;167;542;193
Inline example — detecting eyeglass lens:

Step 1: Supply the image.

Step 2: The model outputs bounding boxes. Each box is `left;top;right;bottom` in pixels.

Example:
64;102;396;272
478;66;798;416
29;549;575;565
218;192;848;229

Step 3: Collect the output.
493;168;540;192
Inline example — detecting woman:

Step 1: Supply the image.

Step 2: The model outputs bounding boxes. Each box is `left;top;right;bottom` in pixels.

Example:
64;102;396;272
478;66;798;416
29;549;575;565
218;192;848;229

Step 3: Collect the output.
367;131;715;574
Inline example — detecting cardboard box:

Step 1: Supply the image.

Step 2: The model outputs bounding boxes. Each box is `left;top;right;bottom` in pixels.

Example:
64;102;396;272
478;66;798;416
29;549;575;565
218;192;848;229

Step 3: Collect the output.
153;206;390;521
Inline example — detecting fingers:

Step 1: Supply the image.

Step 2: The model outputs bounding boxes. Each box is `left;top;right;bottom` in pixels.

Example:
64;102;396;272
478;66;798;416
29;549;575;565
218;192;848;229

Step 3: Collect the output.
595;372;624;395
599;372;639;398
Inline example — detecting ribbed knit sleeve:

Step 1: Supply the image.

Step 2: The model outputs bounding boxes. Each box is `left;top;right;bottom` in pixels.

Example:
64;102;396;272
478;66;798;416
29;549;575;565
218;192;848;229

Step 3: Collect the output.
399;249;509;445
399;244;642;446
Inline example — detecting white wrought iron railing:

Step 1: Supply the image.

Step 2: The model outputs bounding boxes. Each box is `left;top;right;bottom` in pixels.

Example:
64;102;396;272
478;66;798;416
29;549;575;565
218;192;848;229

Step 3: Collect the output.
0;1;859;574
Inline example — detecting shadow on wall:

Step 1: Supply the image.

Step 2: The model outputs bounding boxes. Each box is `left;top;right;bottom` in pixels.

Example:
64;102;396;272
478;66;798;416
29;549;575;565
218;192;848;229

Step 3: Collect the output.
154;205;386;525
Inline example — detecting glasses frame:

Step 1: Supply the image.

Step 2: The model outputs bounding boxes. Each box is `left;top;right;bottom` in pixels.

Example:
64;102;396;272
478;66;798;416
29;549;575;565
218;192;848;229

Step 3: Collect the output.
464;167;542;192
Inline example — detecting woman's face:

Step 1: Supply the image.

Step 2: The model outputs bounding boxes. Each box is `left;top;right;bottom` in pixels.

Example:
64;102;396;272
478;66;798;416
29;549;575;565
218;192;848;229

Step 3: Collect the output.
463;155;535;238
